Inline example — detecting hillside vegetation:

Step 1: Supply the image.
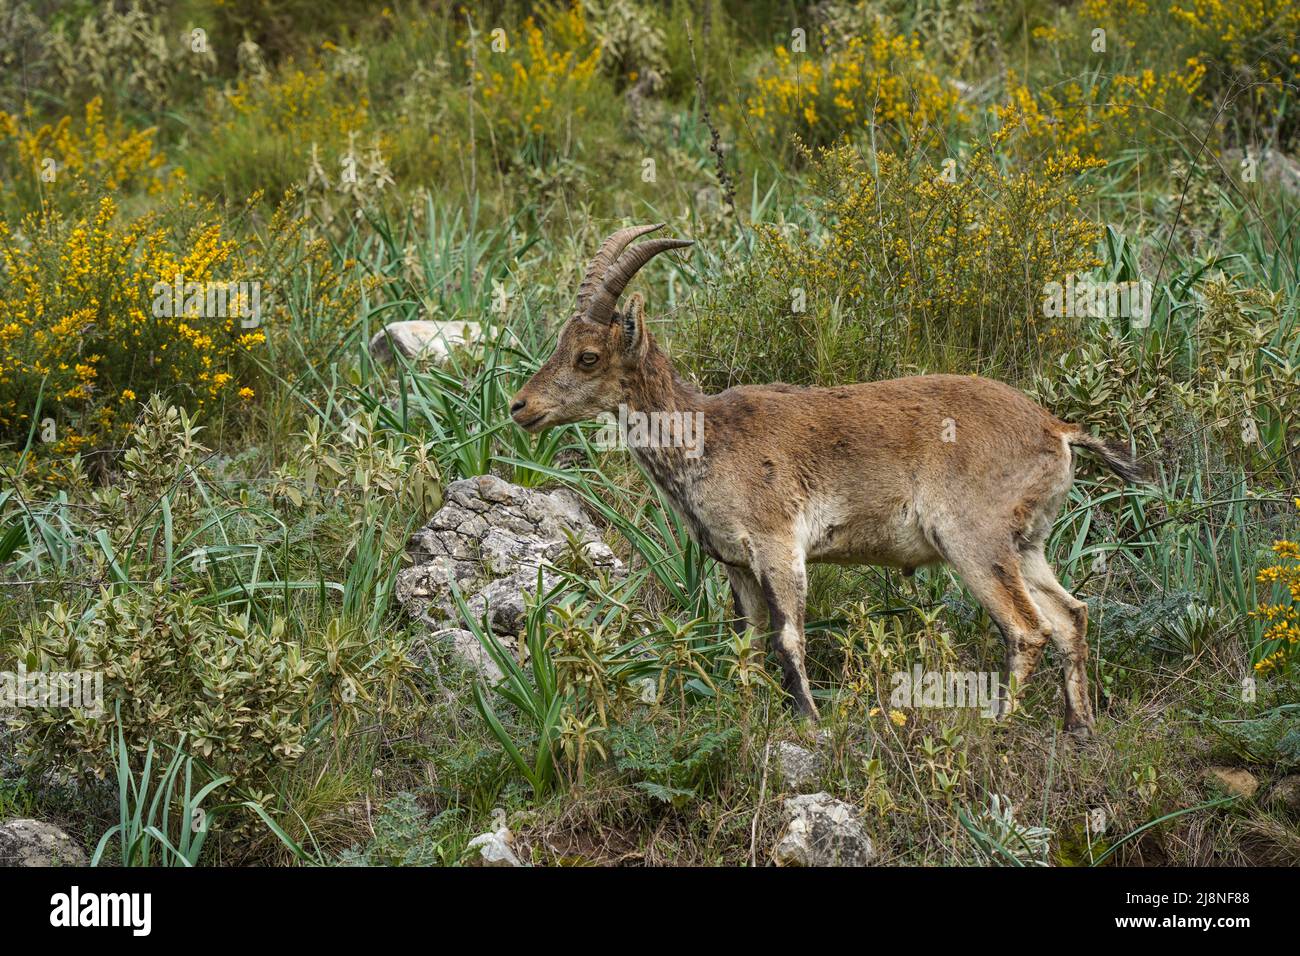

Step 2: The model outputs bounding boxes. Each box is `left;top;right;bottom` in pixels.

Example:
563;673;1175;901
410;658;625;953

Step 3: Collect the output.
0;0;1298;866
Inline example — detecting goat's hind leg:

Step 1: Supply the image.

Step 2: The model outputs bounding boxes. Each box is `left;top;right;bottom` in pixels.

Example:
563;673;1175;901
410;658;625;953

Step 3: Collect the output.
1021;549;1095;734
944;548;1052;721
751;547;817;719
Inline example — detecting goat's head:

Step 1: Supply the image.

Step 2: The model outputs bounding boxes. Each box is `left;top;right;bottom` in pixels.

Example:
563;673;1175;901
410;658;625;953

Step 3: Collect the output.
510;224;692;432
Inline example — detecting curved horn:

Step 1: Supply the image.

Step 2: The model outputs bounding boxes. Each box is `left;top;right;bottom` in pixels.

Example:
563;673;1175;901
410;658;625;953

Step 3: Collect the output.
585;237;694;323
575;223;665;311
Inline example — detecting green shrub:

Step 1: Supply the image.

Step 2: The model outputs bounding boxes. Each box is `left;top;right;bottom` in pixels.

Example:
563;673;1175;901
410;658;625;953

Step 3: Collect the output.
11;586;316;799
682;140;1103;388
1;397;429;808
337;792;460;866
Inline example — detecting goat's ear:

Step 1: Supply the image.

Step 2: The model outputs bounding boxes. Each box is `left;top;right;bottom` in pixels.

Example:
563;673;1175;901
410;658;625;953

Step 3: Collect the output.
616;292;649;364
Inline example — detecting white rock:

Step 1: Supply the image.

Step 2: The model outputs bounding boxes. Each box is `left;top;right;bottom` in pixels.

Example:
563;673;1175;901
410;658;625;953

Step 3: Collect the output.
774;792;875;867
368;320;483;363
0;819;87;867
778;741;824;790
465;810;525;867
395;475;623;680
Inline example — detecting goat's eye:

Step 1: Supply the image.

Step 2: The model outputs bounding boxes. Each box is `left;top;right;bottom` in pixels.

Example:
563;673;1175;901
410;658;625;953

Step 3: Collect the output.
578;351;600;368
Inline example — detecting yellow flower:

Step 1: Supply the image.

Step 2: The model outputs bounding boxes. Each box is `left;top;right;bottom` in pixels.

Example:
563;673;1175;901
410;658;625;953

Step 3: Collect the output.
238;387;255;400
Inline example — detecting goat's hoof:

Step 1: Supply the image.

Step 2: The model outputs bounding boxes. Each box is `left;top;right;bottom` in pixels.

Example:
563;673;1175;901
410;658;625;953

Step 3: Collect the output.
1064;718;1094;739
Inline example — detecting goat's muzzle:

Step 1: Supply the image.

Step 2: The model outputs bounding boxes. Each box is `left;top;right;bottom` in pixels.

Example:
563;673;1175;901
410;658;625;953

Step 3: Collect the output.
509;393;550;432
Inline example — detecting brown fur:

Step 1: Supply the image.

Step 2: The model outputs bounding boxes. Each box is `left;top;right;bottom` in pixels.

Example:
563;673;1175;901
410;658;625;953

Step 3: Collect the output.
511;237;1144;733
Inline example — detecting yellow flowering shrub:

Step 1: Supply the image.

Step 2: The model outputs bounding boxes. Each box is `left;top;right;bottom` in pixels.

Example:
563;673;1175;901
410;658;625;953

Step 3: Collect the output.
1083;0;1299;139
684;137;1103;387
1170;0;1300;130
223;64;369;141
199;61;374;200
0;197;262;466
796;139;1100;329
743;17;963;155
992;63;1206;159
1254;501;1300;675
468;3;604;159
0;97;175;214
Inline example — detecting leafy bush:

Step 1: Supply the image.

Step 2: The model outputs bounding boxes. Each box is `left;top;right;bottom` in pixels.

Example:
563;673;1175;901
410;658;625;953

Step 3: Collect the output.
45;2;215;115
1031;274;1299;469
269;410;442;556
11;585;317;798
1028;316;1175;440
1;398;425;809
684;139;1103;387
586;0;668;87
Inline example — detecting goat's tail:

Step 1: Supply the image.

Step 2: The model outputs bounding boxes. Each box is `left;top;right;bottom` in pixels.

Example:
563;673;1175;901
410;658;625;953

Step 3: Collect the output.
1065;430;1150;484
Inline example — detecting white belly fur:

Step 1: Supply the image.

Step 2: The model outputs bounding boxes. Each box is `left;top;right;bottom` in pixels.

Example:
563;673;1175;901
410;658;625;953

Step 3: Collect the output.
796;497;941;569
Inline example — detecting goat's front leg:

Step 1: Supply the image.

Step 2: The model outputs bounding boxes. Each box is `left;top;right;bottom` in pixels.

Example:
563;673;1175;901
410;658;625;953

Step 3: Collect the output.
724;564;767;642
752;547;817;719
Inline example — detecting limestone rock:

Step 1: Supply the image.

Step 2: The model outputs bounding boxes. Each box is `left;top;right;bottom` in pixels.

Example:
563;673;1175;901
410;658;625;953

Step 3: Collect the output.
395;475;622;679
778;741;824;791
0;819;86;867
368;320;482;364
774;793;875;867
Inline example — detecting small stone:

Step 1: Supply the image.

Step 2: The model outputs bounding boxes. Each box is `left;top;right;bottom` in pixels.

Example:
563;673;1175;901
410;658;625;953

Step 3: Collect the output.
465;811;525;867
1204;767;1259;799
774;792;875;867
0;819;87;867
1266;775;1300;813
777;741;824;791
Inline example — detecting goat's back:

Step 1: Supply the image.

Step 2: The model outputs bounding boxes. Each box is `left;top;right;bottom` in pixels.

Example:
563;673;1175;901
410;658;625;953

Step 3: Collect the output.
698;374;1075;550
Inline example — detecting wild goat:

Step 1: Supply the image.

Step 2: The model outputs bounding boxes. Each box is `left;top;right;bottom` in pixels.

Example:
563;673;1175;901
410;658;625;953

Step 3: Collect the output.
510;225;1146;734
